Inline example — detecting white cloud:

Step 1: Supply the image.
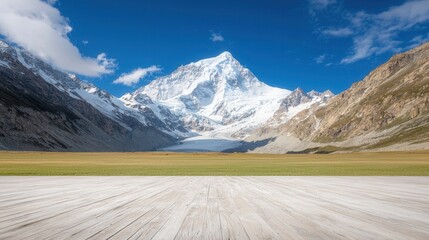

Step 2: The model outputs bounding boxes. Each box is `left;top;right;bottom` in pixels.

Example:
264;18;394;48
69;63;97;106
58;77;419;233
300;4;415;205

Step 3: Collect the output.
0;0;115;76
340;0;429;64
407;33;429;49
309;0;336;11
322;28;353;37
315;54;327;64
82;40;89;45
113;66;161;86
210;33;224;42
315;54;333;66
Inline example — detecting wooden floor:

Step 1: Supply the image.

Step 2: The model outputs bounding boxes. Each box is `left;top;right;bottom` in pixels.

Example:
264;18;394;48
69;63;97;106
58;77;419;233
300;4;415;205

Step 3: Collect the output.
0;177;428;239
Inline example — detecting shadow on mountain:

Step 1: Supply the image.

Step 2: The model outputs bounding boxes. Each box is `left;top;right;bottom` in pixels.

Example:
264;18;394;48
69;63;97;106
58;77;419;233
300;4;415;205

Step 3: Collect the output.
224;138;275;153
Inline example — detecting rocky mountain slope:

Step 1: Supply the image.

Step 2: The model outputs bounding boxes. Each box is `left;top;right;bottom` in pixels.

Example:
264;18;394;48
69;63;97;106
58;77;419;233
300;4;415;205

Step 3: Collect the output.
1;41;188;137
249;42;429;153
0;41;175;151
266;88;334;127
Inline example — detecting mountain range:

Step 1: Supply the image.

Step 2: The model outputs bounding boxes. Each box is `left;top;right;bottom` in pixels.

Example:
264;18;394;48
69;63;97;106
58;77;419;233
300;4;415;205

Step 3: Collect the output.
248;42;429;153
1;39;428;153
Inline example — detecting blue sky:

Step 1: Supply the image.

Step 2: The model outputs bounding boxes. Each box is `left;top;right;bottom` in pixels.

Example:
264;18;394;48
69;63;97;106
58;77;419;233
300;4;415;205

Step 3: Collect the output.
1;0;429;96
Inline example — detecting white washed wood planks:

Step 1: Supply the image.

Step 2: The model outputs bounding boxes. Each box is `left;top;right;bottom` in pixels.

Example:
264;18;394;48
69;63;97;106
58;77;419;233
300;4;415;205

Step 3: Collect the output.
0;177;428;239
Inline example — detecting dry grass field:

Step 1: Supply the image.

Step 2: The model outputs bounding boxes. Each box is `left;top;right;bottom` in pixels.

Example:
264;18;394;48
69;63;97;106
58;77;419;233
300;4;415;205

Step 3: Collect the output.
1;151;429;175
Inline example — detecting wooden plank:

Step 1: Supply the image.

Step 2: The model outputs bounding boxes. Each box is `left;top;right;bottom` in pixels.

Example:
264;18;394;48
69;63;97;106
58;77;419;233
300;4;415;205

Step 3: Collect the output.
0;177;428;239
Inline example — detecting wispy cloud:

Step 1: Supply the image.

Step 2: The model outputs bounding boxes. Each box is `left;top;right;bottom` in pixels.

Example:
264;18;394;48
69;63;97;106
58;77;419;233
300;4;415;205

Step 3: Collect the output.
210;32;224;42
0;0;115;76
309;0;336;12
315;54;327;64
407;33;429;49
322;28;353;37
82;40;89;45
316;0;429;64
315;54;333;66
113;66;161;86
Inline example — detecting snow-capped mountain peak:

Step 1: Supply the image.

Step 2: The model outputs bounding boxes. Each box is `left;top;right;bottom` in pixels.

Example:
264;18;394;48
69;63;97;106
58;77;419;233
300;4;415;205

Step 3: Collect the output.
266;87;334;126
123;52;292;138
135;51;266;102
1;41;336;150
218;51;233;58
0;40;9;50
194;51;235;66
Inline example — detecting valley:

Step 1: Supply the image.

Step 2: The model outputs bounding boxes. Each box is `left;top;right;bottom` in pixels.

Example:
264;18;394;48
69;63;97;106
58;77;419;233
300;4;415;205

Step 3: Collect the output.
1;1;429;239
0;40;333;152
1;40;429;153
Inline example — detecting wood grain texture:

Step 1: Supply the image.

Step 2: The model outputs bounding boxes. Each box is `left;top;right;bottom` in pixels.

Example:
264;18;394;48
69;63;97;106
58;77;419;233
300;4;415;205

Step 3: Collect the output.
0;177;428;239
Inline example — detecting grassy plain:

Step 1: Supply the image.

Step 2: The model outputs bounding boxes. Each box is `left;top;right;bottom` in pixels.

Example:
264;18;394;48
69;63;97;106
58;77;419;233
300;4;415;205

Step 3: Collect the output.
0;151;428;176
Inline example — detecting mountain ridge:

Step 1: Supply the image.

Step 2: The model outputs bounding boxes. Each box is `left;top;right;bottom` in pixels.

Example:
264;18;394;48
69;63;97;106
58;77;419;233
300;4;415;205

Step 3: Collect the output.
0;40;175;151
247;42;429;153
6;39;428;152
125;51;331;139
